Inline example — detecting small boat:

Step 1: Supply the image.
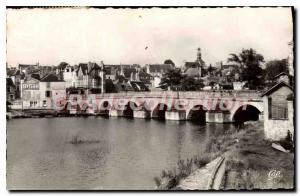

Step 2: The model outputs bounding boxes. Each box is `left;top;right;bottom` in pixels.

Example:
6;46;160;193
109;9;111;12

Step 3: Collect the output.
272;142;290;153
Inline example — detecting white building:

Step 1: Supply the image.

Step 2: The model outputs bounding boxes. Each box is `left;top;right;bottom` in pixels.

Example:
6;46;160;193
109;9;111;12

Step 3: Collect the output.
21;73;66;110
63;65;77;88
262;81;293;141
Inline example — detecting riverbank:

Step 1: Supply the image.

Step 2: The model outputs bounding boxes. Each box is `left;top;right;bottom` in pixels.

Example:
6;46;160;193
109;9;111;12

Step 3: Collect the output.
222;122;294;190
6;110;104;119
156;121;294;190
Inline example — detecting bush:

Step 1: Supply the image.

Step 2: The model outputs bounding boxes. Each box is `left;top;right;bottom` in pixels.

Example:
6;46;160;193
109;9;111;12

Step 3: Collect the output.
278;130;294;152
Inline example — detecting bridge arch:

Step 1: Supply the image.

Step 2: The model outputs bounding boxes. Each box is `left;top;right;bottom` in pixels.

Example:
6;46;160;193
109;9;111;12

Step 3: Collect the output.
231;104;262;123
123;101;138;118
99;100;111;116
81;103;89;113
186;105;208;124
63;101;72;111
151;103;171;120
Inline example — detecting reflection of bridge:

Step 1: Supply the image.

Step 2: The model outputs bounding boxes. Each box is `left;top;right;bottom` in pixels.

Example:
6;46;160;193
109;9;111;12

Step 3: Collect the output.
62;90;263;123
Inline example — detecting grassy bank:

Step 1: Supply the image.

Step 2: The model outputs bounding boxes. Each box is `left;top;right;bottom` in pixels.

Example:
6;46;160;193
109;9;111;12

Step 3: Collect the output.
222;122;294;190
155;122;294;190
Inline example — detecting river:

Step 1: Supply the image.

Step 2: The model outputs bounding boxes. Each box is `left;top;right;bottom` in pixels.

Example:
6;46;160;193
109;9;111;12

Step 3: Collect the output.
7;117;235;190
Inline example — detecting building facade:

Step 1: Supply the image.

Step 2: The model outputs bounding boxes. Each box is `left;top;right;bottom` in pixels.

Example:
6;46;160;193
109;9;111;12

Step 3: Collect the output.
262;82;293;141
21;74;66;109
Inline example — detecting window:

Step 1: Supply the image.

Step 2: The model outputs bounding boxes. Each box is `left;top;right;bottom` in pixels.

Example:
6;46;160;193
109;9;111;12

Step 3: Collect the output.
43;100;47;107
47;82;51;88
30;101;33;107
46;91;52;98
269;98;288;120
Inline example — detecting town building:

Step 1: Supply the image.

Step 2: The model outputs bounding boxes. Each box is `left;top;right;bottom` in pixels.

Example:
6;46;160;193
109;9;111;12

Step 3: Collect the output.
63;65;77;88
138;71;152;88
262;81;293;141
7;78;16;102
63;62;105;94
21;73;66;109
184;48;206;79
76;63;89;88
7;69;24;98
145;63;174;77
144;63;173;89
18;63;39;74
274;72;290;84
104;66;117;80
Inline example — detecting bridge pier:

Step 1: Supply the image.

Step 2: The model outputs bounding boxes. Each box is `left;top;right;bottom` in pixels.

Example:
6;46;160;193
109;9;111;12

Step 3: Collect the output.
165;110;186;121
206;111;231;123
88;107;96;115
109;109;123;117
69;108;77;115
259;112;264;121
133;110;151;119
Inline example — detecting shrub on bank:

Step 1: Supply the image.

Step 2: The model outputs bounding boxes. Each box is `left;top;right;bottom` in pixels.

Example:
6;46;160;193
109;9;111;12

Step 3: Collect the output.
155;125;242;189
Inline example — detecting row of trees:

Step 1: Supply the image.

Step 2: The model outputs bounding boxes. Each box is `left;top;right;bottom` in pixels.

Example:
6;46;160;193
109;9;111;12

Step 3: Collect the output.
160;48;290;91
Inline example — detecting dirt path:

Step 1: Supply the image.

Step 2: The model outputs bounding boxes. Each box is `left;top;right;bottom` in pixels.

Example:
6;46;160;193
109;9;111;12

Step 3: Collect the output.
176;157;225;190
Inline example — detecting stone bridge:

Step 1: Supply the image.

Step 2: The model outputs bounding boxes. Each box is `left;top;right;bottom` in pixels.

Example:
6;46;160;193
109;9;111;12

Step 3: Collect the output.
61;90;263;123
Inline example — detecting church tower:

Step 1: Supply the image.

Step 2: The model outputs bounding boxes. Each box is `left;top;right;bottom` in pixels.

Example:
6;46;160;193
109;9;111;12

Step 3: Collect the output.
195;47;205;69
196;48;202;63
100;61;106;94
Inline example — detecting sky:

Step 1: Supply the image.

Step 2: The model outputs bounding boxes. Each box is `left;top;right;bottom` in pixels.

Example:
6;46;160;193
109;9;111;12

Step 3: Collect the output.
6;7;293;68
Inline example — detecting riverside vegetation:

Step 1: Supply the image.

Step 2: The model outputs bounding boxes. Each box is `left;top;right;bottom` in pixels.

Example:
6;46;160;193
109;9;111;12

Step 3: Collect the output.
155;121;294;190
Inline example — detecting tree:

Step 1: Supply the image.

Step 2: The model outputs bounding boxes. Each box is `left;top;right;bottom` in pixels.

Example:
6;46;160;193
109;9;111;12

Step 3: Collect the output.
159;68;185;91
181;77;204;91
208;64;213;74
164;59;175;67
57;62;69;70
228;48;264;89
264;59;288;81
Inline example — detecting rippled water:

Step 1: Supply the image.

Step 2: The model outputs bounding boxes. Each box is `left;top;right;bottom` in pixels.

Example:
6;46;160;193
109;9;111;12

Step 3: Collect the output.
7;117;235;190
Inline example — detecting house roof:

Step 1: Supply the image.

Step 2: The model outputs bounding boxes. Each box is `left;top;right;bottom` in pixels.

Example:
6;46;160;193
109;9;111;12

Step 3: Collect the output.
88;63;102;79
130;81;150;92
185;62;199;67
139;71;152;84
88;63;101;73
104;66;112;74
18;64;37;68
124;68;137;78
6;78;15;88
221;64;239;70
139;71;151;77
40;73;64;82
76;63;89;75
184;67;201;77
114;82;134;92
261;81;292;97
115;75;127;83
148;64;173;73
31;73;40;80
7;69;19;76
274;72;288;79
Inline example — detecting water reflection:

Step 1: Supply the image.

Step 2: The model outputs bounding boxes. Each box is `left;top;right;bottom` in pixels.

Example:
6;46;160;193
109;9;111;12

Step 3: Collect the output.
7;117;235;190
